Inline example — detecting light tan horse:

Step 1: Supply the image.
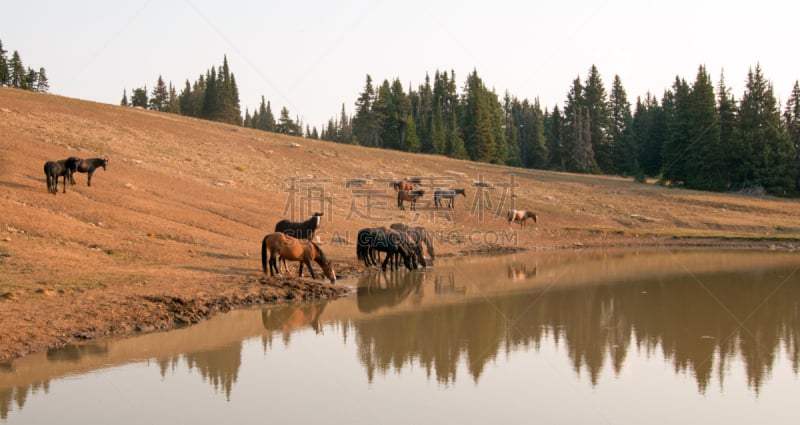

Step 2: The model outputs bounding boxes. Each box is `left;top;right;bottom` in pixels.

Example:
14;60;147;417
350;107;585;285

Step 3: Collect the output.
507;209;538;228
261;232;336;283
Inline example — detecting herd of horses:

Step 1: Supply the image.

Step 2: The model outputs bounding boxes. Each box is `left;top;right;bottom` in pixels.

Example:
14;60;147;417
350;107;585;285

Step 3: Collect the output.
43;156;108;194
38;159;536;284
392;178;467;211
261;204;538;283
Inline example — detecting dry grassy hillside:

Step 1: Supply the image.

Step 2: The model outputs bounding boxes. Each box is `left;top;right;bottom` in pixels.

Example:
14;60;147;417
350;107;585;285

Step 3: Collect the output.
2;87;800;361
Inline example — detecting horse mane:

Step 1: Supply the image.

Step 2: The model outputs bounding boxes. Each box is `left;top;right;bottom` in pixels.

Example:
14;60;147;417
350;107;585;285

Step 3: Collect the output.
310;241;329;265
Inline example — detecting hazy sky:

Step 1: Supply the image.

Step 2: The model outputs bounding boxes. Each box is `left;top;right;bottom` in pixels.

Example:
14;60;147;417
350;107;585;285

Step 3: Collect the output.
2;1;798;129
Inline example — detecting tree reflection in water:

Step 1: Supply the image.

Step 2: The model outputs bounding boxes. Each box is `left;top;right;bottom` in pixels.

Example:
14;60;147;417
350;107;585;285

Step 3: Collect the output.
352;263;800;392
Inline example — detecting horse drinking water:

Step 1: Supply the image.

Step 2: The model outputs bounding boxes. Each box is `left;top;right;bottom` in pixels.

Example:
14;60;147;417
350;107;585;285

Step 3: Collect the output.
261;232;336;283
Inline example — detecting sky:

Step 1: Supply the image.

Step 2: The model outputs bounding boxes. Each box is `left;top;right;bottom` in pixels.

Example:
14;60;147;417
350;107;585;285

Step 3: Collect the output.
2;0;798;129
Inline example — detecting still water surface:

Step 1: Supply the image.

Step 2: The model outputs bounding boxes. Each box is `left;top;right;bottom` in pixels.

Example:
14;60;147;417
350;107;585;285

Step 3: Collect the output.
2;249;800;424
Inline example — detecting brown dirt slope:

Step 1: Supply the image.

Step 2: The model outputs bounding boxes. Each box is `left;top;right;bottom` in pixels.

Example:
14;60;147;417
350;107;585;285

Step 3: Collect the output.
2;88;800;362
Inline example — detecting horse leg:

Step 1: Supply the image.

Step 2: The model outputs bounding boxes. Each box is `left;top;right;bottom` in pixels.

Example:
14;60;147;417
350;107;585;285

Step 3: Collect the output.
268;252;280;276
87;170;94;186
305;259;317;278
60;175;67;193
380;251;391;271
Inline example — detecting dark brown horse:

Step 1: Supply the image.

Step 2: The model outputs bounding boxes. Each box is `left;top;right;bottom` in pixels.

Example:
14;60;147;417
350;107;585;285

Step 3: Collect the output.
261;232;336;283
274;212;323;240
397;189;424;211
69;157;108;187
43;157;79;194
507;209;538;228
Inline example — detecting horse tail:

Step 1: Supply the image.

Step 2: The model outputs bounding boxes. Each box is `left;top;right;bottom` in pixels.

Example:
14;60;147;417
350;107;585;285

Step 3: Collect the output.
261;235;269;275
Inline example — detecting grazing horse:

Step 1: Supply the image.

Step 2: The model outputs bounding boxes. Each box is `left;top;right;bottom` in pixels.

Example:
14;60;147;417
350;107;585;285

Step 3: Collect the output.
433;188;466;209
356;227;413;271
70;157;108;187
43;157;79;194
261;232;336;283
275;212;323;240
507;209;538;228
397;189;424;211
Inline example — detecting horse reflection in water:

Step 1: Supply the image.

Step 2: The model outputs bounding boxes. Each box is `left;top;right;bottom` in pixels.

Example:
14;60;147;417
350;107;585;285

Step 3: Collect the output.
261;301;329;342
357;270;424;314
434;273;466;296
508;262;538;281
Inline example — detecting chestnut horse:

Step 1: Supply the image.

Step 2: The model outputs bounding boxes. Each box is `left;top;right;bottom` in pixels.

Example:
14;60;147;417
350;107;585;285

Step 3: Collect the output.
507;209;538;228
392;178;420;191
261;232;336;283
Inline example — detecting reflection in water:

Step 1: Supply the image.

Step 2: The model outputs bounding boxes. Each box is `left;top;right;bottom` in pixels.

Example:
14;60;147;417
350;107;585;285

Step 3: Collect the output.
2;249;800;422
356;271;424;313
352;252;800;392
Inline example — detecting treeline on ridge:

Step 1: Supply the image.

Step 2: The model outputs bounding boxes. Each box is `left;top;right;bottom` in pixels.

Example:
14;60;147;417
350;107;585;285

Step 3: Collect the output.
120;57;800;197
0;39;49;93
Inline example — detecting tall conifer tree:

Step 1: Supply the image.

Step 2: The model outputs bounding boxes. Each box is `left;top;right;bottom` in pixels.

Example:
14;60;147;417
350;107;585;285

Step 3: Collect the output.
733;65;796;195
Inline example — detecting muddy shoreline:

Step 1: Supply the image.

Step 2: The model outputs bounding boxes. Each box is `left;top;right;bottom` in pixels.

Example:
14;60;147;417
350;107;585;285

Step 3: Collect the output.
2;237;794;364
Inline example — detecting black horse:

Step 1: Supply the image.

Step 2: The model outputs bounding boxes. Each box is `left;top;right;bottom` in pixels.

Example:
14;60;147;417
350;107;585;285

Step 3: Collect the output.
433;188;466;209
356;227;413;271
43;157;79;194
275;212;323;240
389;223;431;268
69;157;108;187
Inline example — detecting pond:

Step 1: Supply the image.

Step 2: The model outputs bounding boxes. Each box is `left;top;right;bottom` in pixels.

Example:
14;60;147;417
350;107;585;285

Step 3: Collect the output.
2;248;800;424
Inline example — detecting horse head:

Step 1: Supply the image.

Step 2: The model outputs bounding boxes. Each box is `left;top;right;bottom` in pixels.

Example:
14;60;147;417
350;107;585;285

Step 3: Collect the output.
311;242;336;283
101;158;109;170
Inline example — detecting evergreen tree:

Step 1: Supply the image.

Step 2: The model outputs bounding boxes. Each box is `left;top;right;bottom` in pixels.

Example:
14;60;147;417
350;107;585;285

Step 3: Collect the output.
686;65;725;191
149;75;169;112
178;80;194;116
661;77;692;184
23;67;37;90
461;70;496;163
504;95;522;167
120;89;129;107
338;103;352;143
202;66;218;120
131;86;148;108
717;70;738;188
276;106;300;135
243;108;252;128
9;51;24;88
563;76;596;172
545;106;565;170
168;82;180;114
35;67;49;92
608;75;637;177
417;74;434;153
584;65;610;173
0;40;8;86
785;81;800;191
352;75;381;147
733;64;796;195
